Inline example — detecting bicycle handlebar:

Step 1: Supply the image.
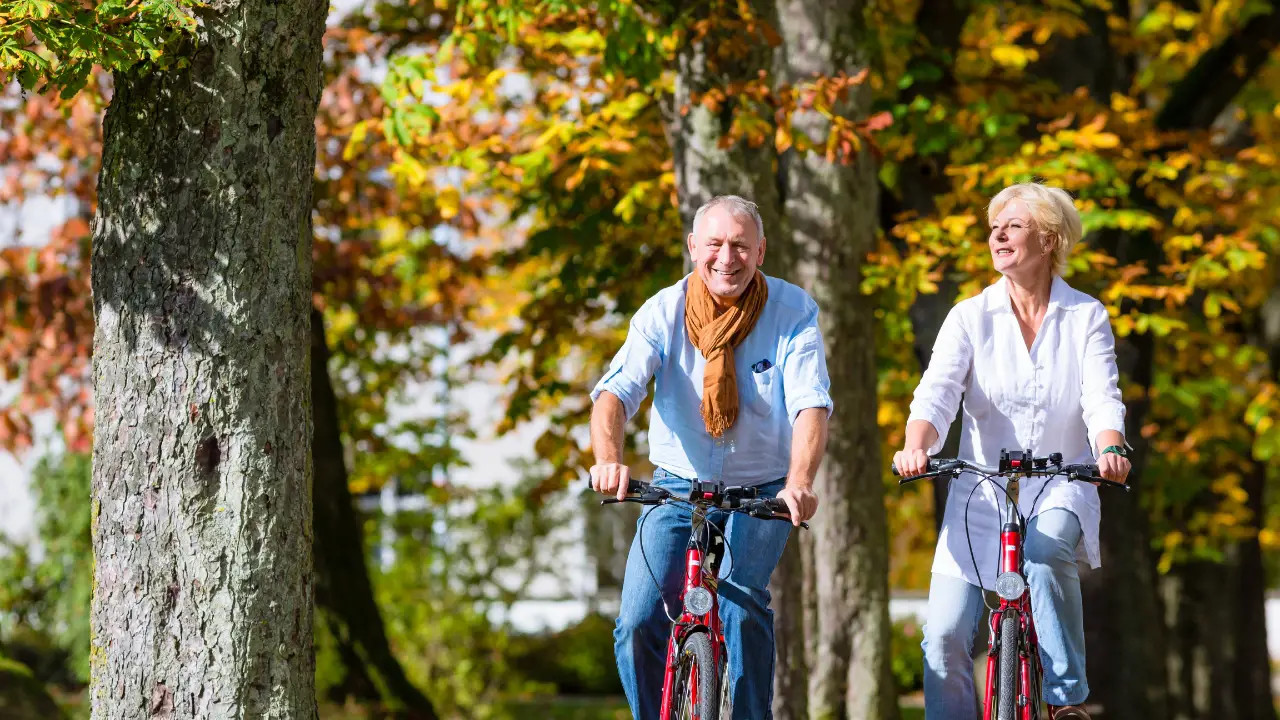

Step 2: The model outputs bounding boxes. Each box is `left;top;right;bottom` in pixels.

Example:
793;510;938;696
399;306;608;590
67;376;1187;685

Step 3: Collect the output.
891;455;1130;492
587;477;807;527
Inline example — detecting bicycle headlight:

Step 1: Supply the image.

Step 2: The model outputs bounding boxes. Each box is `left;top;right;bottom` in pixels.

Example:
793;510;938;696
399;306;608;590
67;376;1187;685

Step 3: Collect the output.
994;571;1027;600
683;586;714;616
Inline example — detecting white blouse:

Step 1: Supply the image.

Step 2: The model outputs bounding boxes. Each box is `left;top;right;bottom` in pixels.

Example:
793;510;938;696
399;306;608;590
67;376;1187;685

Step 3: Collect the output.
908;276;1127;589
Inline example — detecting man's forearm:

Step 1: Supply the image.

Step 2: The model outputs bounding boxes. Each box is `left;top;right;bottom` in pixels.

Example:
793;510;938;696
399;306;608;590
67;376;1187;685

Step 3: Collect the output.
787;408;829;489
591;391;627;464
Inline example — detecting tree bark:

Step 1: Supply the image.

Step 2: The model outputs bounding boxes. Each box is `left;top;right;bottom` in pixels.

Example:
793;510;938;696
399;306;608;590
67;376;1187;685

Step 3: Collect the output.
311;308;438;718
666;0;783;253
775;1;897;718
771;536;809;720
88;0;327;715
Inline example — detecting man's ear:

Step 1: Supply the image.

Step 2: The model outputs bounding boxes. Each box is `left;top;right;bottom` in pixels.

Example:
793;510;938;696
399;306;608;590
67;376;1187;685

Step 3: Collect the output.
757;235;766;266
687;232;697;259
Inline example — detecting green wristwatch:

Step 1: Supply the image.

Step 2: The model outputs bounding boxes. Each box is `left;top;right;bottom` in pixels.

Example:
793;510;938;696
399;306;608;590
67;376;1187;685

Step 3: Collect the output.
1100;445;1128;458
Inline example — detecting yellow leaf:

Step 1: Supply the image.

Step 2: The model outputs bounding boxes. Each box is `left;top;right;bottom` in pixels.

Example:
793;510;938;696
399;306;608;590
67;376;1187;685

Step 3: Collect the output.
1089;132;1120;149
438;186;461;220
989;45;1037;69
343;121;369;162
775;124;793;153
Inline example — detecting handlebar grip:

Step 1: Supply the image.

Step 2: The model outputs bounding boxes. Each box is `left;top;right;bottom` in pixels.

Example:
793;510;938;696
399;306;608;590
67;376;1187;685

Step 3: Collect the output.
763;498;789;513
586;474;649;495
892;458;948;478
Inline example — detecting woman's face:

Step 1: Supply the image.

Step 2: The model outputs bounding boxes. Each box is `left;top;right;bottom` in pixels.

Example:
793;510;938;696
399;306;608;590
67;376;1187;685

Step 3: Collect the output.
989;199;1051;280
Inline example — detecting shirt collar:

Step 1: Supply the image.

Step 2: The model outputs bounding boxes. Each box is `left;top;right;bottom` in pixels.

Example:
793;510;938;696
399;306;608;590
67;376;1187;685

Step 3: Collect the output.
985;275;1068;314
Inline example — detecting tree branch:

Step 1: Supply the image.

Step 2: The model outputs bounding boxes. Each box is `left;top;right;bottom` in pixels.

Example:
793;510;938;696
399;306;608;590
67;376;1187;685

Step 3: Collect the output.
1156;7;1280;131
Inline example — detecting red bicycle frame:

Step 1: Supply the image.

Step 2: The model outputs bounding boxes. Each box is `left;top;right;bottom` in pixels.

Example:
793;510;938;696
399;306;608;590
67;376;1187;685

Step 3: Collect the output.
983;519;1042;720
659;521;726;717
592;477;802;720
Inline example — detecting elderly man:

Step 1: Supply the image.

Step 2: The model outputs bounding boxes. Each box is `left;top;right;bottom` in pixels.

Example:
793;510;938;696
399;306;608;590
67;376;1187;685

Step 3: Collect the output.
589;194;832;719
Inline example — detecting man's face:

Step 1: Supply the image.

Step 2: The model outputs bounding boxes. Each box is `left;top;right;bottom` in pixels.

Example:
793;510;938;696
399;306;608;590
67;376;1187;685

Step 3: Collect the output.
687;207;765;301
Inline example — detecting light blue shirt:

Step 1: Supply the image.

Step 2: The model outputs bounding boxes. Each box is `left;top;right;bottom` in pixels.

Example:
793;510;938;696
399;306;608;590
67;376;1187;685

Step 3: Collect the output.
590;274;833;485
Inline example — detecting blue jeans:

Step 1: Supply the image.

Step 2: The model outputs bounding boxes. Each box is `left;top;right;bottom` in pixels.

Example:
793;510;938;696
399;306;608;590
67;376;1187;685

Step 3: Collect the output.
922;509;1088;719
614;469;791;720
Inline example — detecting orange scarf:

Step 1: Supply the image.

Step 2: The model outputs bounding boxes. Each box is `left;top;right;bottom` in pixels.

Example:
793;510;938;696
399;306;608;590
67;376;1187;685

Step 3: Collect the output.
684;270;769;437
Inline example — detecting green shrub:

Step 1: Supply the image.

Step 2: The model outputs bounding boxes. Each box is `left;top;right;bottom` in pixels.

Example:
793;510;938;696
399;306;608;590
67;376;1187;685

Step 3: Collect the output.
891;616;926;694
508;612;623;696
0;453;92;687
0;655;65;719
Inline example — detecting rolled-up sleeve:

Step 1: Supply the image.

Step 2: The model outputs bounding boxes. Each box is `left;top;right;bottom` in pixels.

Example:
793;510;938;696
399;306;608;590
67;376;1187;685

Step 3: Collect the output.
782;299;833;423
908;304;972;456
1080;303;1126;455
590;301;664;421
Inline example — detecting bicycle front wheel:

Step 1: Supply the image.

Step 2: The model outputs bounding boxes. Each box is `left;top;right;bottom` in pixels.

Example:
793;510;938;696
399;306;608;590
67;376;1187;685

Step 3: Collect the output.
670;630;720;720
996;609;1020;720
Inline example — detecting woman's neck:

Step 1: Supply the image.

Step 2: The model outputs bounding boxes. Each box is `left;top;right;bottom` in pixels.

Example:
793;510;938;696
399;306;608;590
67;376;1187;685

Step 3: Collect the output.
1006;272;1053;318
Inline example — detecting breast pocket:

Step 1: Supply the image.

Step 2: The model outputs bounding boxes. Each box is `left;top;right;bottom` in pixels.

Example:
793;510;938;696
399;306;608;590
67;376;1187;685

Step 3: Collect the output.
744;366;779;416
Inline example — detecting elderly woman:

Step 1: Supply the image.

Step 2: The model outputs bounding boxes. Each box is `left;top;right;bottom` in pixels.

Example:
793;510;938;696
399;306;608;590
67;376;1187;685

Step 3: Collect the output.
893;183;1132;720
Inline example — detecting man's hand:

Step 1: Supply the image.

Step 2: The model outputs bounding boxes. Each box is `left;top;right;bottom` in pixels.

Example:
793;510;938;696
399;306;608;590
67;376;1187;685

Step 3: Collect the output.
1097;452;1130;484
777;484;818;527
591;462;632;501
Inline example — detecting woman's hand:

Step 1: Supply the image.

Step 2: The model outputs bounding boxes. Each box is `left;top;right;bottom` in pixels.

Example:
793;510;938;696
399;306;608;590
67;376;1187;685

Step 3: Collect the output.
1097;451;1131;484
893;448;931;478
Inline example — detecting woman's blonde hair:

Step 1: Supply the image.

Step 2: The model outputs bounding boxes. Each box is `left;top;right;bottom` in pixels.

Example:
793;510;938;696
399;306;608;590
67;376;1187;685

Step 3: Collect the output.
987;183;1082;276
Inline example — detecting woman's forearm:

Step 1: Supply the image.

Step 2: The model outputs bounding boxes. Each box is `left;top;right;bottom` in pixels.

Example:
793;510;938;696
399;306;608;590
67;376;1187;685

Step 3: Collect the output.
904;419;940;453
1095;429;1126;454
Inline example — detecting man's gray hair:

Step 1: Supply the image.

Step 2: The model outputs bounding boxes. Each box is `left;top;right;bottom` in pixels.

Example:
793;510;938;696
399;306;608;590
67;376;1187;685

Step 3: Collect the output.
691;195;765;242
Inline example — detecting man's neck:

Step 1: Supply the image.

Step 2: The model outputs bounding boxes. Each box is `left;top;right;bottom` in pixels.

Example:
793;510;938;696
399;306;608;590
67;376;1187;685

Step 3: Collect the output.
710;293;736;315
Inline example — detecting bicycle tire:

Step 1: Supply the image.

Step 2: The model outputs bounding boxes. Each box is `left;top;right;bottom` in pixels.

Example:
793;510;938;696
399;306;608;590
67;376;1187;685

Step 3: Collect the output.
718;654;732;718
670;631;720;720
996;610;1019;720
1028;647;1044;719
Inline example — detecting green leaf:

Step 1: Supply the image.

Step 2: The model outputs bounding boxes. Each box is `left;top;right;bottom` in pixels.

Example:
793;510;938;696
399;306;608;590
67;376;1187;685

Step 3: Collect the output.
7;0;57;20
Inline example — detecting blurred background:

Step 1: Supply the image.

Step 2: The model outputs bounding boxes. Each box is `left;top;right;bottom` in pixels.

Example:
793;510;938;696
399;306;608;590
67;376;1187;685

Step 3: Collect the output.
3;0;1280;718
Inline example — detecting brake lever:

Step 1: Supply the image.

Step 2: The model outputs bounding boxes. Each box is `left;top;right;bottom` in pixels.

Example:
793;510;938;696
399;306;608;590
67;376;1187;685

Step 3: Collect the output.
1070;472;1131;492
897;469;954;485
602;490;675;506
748;506;809;529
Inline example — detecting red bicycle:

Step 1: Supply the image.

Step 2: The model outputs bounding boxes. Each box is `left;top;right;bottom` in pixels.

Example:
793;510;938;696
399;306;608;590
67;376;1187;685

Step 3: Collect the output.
592;477;803;720
894;449;1127;720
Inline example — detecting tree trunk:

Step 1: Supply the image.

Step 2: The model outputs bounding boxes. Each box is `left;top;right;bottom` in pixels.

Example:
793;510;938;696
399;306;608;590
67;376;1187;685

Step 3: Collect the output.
771;536;809;720
88;0;327;715
1085;252;1170;719
666;0;783;250
665;2;801;714
311;308;438;719
775;2;897;718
